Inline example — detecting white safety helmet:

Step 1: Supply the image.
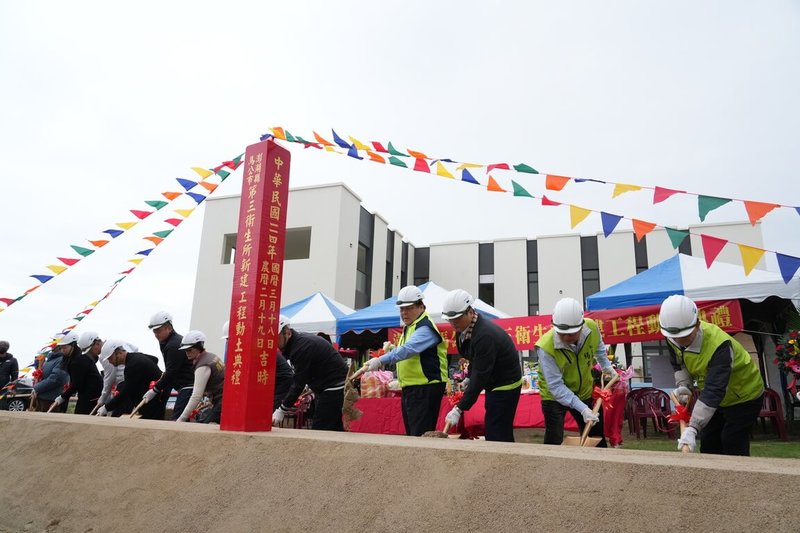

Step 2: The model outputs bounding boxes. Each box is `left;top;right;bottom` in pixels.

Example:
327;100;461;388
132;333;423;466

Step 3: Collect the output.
148;310;173;330
179;330;207;350
278;314;290;332
552;298;585;335
56;332;79;346
100;339;126;362
221;320;230;340
77;331;101;353
441;289;474;320
659;295;698;338
396;285;423;308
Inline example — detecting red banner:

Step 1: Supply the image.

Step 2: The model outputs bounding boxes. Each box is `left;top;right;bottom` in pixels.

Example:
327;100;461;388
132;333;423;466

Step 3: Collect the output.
388;300;743;353
221;140;291;432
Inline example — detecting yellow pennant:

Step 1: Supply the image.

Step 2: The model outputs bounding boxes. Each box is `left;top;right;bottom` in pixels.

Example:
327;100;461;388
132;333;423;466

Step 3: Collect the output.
191;167;213;179
737;244;765;276
348;136;371;151
128;258;144;265
612;183;642;198
174;208;195;218
47;265;68;275
569;205;592;229
456;162;484;171
269;127;287;140
435;161;454;179
116;222;137;230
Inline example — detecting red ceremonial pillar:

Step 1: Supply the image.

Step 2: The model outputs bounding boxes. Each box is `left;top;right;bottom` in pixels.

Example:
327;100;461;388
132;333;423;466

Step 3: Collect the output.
220;139;291;432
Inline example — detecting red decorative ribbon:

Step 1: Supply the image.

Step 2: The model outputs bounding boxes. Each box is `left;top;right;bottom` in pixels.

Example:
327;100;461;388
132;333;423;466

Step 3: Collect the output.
447;390;464;407
591;386;614;408
668;404;691;424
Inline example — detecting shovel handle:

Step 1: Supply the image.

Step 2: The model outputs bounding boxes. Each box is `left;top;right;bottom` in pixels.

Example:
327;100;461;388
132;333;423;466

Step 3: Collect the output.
46;400;60;413
669;391;691;454
130;397;148;418
89;403;101;416
442;421;452;434
350;365;369;382
579;373;620;446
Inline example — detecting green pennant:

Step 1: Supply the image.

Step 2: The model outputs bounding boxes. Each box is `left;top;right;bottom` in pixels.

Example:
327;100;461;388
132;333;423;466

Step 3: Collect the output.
145;200;168;210
73;315;85;321
513;163;539;174
233;153;244;165
698;195;731;222
665;227;690;249
294;136;311;144
153;229;174;239
70;245;95;257
387;142;408;157
511;180;533;197
14;294;27;302
388;156;408;168
217;170;231;180
114;277;125;284
285;130;296;142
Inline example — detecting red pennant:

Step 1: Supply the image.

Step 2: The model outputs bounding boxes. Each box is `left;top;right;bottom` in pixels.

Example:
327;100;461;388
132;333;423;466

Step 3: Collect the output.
164;218;183;227
413;158;430;173
700;234;728;268
119;268;134;274
131;210;153;220
653;186;685;204
541;195;561;206
372;141;388;153
487;163;510;172
0;298;13;305
57;257;80;266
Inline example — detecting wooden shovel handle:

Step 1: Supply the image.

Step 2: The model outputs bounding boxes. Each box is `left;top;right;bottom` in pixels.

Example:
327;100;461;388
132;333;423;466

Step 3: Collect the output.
46;400;60;413
350;365;369;382
669;390;691;454
130;397;148;418
443;421;452;434
579;373;620;446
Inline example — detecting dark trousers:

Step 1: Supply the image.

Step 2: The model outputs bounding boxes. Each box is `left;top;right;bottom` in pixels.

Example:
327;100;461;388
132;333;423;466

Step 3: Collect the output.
700;394;763;456
401;382;446;436
75;395;98;415
542;397;607;447
311;388;344;431
170;387;193;421
484;386;522;442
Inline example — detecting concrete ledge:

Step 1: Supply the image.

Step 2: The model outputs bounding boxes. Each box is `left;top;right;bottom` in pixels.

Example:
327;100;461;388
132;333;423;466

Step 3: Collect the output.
0;411;797;532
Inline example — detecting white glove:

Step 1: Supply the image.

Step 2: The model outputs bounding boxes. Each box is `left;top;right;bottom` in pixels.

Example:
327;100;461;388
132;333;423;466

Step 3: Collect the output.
445;406;462;428
602;368;616;381
382;342;396;353
581;407;599;424
53;396;65;406
677;426;697;452
458;378;470;392
142;389;158;404
674;386;692;406
365;358;382;372
272;407;286;426
96;405;108;417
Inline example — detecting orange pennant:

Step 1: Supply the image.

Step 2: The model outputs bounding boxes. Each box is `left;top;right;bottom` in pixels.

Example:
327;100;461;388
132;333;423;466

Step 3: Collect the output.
743;200;780;225
545;174;570;191
313;131;335;146
486;176;506;192
89;240;109;248
162;191;182;200
198;181;218;193
406;149;429;160
366;151;386;163
269;127;287;140
144;236;165;245
632;219;656;242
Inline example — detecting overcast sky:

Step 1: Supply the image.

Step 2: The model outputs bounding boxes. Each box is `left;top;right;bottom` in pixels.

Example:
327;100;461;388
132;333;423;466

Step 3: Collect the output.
1;1;798;365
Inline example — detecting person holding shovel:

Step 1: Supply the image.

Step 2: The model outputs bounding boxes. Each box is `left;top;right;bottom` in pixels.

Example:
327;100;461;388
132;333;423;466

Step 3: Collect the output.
441;289;523;442
99;340;163;419
659;295;764;456
31;336;72;412
361;285;449;436
536;297;615;446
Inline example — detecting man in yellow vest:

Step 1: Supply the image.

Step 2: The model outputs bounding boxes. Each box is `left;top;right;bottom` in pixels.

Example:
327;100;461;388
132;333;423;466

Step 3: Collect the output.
536;297;615;446
660;295;764;456
364;285;448;436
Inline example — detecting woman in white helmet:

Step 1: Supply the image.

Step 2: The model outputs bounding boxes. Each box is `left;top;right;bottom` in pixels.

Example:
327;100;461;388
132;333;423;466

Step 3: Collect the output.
660;294;764;456
535;297;615;446
176;330;225;423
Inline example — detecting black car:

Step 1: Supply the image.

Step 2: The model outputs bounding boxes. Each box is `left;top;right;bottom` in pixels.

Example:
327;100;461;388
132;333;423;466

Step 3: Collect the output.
0;379;34;411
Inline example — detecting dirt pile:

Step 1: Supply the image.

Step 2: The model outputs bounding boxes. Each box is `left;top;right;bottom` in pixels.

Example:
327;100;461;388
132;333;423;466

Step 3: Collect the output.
1;411;798;532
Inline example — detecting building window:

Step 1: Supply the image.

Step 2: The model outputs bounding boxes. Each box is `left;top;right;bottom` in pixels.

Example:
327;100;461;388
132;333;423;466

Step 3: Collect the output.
413;247;430;286
527;240;539;315
285;227;312;260
355;208;374;309
634;234;648;273
580;236;600;301
222;233;236;264
385;230;395;298
401;242;408;287
479;283;495;307
641;340;671;382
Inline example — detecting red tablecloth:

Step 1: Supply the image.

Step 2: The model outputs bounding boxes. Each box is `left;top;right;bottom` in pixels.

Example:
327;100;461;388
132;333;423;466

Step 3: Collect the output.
349;392;578;436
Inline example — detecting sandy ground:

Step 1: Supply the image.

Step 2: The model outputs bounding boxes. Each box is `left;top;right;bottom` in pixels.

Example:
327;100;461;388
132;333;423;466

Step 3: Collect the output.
1;411;798;532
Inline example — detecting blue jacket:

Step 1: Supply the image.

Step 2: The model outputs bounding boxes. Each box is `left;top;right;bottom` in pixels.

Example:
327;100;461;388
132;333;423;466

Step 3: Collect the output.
33;352;70;401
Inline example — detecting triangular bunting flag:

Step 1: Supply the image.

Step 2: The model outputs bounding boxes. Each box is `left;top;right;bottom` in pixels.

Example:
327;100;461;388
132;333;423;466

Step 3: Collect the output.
119;268;134;275
57;257;80;266
413;158;430;173
435;162;454;179
776;253;800;283
653;186;685;204
486;176;506;192
145;200;168;210
632;219;656;242
699;234;728;267
371;141;388;153
348;137;371;151
545;174;570;191
513;163;538;174
569;205;591;229
487;163;510;173
612;183;642;198
0;298;14;306
541;196;561;206
665;227;690;249
511;181;533;198
217;169;231;180
176;178;197;191
153;229;174;238
406;149;429;160
144;236;165;245
162;191;182;201
743;200;780;225
461;169;480;185
346;145;363;160
198;182;218;193
331;129;351;149
89;240;109;248
600;212;622;237
387;142;408;157
313;131;334;146
46;265;67;275
456;162;483;170
103;229;124;238
72;315;85;322
191;167;213;179
130;210;152;220
366;151;385;163
269;127;287;140
284;130;296;142
186;192;206;204
116;222;137;230
137;248;154;256
737;244;765;276
174;208;194;218
30;274;54;283
128;258;144;265
388;156;407;168
698;195;732;222
70;245;95;257
164;218;183;226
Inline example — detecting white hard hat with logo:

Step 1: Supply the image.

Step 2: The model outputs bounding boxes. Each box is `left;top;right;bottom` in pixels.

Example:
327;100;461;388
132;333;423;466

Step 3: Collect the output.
148;311;173;330
100;339;126;362
396;285;423;307
659;295;698;338
77;331;101;353
551;298;585;335
56;332;79;346
179;330;207;350
441;289;474;320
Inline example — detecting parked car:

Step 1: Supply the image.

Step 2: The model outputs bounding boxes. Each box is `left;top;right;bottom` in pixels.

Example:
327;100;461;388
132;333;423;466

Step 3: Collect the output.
0;379;34;411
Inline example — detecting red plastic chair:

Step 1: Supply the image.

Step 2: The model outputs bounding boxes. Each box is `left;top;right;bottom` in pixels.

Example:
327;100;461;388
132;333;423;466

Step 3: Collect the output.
629;388;677;439
756;388;788;440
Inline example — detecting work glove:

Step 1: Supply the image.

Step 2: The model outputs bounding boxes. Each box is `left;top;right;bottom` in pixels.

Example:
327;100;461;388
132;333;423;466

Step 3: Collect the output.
677;426;697;452
382;342;396;353
458;378;470;392
96;405;108;417
365;358;382;372
53;396;65;406
142;388;158;404
674;386;692;406
581;407;599;424
445;406;462;428
272;407;287;426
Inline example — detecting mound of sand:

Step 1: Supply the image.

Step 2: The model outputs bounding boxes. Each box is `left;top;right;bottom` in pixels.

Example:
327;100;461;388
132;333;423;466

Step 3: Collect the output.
1;411;798;532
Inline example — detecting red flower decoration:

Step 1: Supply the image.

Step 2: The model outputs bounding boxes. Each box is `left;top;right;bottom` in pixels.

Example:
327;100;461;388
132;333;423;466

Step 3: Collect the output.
774;330;800;377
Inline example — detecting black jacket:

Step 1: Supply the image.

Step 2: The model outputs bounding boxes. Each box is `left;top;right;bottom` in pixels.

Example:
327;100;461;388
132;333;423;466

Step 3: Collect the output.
280;330;348;409
60;353;102;402
0;354;18;388
106;352;162;412
154;330;194;392
456;314;522;412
